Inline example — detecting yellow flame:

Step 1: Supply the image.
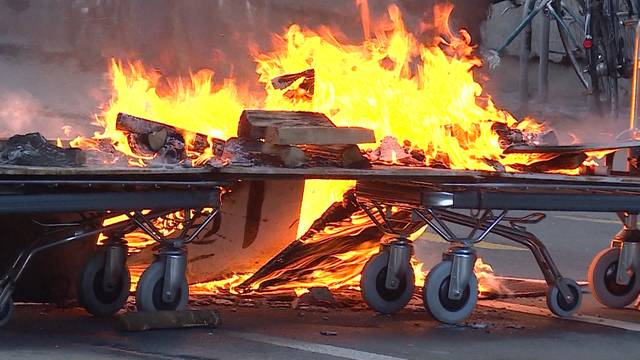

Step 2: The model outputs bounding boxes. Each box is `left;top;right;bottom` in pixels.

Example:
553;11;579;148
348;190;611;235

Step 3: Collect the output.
90;3;548;295
255;4;538;170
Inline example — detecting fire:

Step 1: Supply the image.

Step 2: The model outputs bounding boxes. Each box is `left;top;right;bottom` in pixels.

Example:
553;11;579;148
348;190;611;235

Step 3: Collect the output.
255;3;540;170
84;2;553;297
296;179;356;238
71;60;248;165
474;257;509;296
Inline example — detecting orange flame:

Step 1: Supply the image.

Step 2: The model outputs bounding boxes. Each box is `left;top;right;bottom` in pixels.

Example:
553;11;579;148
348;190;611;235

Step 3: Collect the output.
90;3;546;296
255;4;539;170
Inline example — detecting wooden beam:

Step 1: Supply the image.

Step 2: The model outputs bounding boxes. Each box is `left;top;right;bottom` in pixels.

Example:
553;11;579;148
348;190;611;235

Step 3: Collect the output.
264;126;375;145
238;110;336;139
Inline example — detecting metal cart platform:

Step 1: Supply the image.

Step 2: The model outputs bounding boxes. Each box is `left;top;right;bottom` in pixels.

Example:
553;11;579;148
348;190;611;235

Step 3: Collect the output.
0;165;224;326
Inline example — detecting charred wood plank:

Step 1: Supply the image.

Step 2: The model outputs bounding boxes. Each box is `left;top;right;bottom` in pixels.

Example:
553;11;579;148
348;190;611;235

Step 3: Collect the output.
261;143;307;168
238;110;336;139
300;144;371;169
271;69;315;101
115;113;220;163
510;153;588;172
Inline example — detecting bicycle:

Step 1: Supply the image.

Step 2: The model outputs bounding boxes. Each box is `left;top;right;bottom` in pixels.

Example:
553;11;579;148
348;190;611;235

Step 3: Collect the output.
488;0;639;120
585;0;639;119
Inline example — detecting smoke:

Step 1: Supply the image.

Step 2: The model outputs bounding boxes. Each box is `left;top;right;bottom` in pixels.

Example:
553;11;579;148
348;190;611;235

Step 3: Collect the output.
0;91;41;137
0;91;69;138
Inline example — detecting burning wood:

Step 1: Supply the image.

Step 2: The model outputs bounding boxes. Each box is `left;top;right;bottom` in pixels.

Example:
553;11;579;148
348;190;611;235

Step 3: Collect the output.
265;126;375;146
261;143;307;168
238;110;335;139
270;68;315;101
300;145;371;169
115;113;222;165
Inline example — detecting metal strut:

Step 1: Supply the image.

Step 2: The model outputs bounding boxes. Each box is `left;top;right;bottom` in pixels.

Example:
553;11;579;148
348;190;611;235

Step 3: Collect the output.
417;208;574;302
0;207;221;311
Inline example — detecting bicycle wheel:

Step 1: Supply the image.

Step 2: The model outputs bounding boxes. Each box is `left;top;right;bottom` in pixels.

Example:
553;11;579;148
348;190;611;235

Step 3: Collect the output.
612;0;637;78
588;1;620;118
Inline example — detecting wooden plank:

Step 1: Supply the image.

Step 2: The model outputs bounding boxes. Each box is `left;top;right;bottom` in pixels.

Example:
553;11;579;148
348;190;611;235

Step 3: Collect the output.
4;162;640;187
264;126;375;145
238;110;336;139
116;113;212;159
215;165;640;185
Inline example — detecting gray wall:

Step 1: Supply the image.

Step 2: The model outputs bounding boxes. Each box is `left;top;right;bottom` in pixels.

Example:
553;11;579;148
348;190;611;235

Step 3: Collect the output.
0;0;491;81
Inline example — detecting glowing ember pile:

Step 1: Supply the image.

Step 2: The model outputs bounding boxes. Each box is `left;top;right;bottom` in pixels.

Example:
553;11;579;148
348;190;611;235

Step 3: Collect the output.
68;2;591;297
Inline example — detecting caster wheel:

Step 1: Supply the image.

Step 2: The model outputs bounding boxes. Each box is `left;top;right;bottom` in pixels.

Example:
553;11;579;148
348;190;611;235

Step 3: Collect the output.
546;279;582;317
588;247;640;308
77;248;130;317
0;298;13;327
135;262;188;312
423;261;478;324
360;251;415;314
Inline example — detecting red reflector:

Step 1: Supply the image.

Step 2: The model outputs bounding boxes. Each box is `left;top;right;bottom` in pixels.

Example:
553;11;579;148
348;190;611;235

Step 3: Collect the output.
583;38;593;49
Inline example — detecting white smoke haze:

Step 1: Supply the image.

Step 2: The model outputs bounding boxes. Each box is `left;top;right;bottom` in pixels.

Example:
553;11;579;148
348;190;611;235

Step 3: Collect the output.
0;91;41;137
0;91;76;139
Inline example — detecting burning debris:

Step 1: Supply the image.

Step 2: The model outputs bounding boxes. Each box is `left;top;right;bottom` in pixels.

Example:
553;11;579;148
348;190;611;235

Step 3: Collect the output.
0;133;84;167
3;1;623;317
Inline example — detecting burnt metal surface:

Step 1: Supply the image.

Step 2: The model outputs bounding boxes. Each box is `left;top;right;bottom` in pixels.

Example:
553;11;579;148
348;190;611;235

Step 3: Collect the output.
356;179;640;212
0;190;220;214
504;140;640;154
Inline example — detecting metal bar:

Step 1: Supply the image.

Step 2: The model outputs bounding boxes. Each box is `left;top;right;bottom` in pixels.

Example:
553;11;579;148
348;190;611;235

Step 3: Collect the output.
13;210;168;280
562;2;586;28
129;211;165;243
357;201;395;234
519;0;537;104
499;0;548;53
538;9;551;102
424;209;459;241
629;21;640;172
423;191;640;212
0;190;220;214
432;209;562;284
0;179;226;187
553;8;591;89
179;209;193;239
548;3;581;47
437;182;640;192
473;210;508;242
186;208;220;243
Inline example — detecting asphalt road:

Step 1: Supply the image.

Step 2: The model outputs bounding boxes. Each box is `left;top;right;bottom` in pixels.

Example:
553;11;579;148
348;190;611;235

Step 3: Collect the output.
1;211;640;359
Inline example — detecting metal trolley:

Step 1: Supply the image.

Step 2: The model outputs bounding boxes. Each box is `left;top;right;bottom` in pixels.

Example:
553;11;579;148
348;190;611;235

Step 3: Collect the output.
354;171;640;324
0;167;224;326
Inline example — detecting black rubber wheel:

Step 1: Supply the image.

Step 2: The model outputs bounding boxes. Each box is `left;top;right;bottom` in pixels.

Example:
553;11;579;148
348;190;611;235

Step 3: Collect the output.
547;279;583;318
423;261;478;324
360;251;415;315
0;297;13;327
588;0;620;118
135;262;189;312
77;248;130;317
588;247;640;308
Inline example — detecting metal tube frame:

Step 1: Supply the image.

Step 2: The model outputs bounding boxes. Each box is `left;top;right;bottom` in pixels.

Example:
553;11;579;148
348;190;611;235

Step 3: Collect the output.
355;195;575;303
0;206;221;311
